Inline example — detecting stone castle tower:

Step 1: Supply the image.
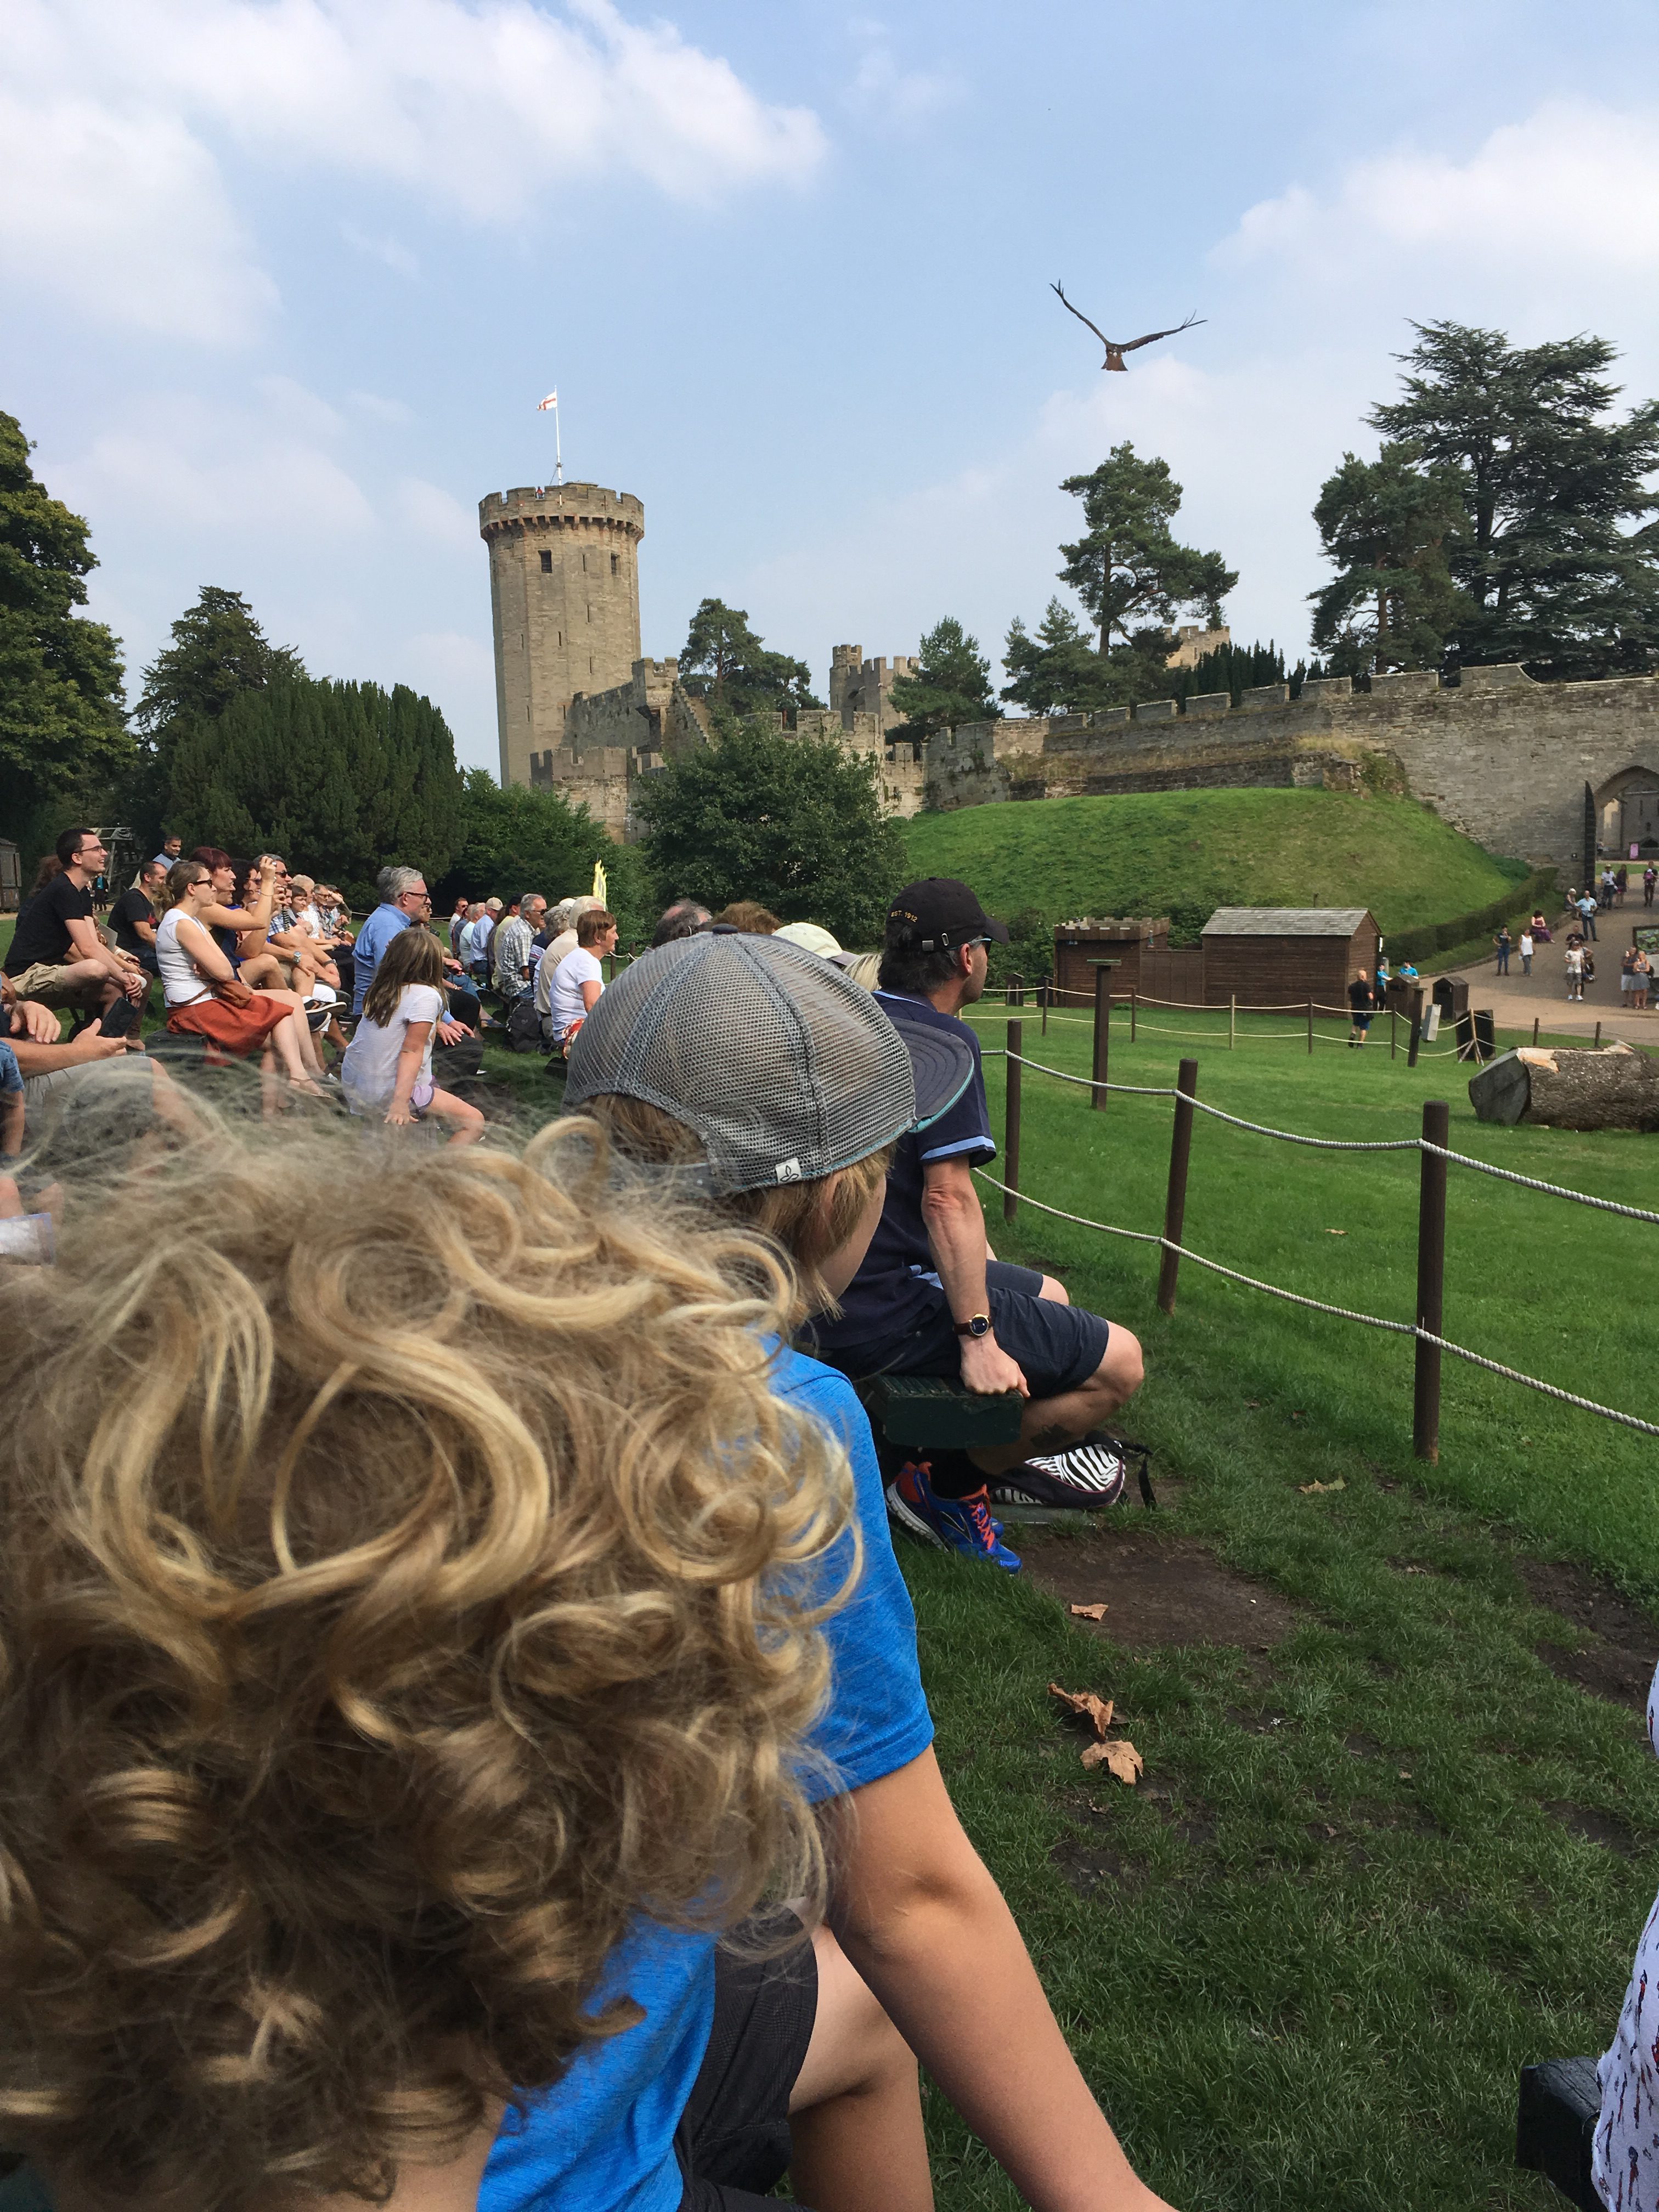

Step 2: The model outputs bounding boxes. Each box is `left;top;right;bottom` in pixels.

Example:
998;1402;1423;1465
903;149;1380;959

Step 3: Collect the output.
479;482;644;787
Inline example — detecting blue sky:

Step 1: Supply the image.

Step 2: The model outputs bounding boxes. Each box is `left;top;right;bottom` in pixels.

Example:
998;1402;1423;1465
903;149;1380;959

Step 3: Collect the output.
6;0;1659;772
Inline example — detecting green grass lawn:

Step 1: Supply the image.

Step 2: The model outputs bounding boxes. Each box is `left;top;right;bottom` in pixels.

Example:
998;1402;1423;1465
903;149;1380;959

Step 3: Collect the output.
899;788;1531;936
899;1001;1659;2210
13;905;1659;2208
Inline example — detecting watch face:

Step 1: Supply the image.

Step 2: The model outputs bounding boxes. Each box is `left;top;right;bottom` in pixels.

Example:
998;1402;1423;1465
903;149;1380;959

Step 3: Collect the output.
969;1314;991;1337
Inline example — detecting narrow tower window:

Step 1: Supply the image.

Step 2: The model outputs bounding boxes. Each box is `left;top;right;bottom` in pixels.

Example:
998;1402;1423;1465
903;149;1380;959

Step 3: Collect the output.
610;552;619;575
581;551;588;572
539;549;552;573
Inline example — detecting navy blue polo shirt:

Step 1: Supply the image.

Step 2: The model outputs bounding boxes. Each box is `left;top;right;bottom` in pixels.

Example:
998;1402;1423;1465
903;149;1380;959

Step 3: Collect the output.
807;990;996;1355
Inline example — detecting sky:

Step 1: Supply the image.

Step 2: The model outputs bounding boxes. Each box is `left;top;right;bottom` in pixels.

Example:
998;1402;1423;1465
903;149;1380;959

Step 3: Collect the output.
7;0;1659;774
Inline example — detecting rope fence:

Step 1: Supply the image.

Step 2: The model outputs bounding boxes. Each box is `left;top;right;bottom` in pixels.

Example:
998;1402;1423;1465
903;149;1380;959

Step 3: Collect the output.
990;1013;1658;1460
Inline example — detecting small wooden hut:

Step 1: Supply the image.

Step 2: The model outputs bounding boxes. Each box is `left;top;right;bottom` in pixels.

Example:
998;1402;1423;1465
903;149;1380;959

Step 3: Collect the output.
1199;907;1380;1008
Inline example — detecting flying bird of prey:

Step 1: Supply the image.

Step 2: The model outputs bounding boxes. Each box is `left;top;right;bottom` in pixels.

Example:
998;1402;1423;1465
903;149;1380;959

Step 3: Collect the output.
1051;281;1205;371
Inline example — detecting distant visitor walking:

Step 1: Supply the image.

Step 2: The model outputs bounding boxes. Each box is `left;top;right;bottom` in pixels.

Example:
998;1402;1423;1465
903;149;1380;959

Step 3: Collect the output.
1518;929;1533;977
1493;926;1511;975
1565;944;1585;1002
1346;969;1375;1046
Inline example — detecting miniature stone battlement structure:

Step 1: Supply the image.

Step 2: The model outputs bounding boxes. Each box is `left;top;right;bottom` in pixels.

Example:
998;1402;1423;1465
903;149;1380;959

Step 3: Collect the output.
483;478;1659;870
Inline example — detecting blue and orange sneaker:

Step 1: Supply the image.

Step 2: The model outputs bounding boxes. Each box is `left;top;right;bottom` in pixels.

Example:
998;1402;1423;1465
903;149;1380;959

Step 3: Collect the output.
885;1458;1022;1573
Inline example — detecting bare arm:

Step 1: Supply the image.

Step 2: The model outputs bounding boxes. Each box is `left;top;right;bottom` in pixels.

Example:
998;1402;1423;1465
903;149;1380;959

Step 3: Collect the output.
921;1154;1026;1396
385;1021;433;1125
174;913;235;984
830;1750;1175;2212
10;1023;126;1077
580;975;603;1013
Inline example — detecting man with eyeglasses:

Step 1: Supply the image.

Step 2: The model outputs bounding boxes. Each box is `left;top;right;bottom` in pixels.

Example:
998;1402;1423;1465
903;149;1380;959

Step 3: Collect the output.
2;829;148;1034
804;877;1146;1569
349;866;475;1043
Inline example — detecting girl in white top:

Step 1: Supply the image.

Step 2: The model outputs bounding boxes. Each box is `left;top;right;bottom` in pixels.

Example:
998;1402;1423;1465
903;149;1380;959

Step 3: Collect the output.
547;907;618;1045
341;926;483;1145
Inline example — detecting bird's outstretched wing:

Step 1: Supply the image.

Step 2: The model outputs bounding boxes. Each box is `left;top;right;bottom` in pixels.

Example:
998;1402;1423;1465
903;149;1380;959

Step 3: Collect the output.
1116;312;1206;354
1051;280;1114;350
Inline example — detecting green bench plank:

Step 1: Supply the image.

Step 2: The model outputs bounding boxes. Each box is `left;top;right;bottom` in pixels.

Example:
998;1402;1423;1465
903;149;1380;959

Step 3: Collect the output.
855;1373;1025;1449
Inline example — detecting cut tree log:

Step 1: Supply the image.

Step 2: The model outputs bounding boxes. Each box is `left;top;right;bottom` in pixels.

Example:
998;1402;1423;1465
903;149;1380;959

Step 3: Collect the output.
1469;1044;1659;1132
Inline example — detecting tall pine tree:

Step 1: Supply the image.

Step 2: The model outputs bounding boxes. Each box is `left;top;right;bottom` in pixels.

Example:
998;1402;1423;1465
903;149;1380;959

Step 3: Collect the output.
133;587;305;844
1369;321;1659;678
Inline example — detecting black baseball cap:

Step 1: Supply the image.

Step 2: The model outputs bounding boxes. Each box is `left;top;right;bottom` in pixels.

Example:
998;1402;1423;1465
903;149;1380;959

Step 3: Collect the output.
885;877;1009;952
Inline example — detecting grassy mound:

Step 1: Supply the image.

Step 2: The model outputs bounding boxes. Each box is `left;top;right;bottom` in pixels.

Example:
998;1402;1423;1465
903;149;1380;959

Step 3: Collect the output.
899;789;1529;938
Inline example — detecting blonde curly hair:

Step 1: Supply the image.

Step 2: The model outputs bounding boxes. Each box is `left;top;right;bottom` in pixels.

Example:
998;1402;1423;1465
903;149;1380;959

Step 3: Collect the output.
0;1106;855;2210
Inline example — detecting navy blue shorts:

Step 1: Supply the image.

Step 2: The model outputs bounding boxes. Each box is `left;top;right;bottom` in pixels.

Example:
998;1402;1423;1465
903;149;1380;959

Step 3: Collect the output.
675;1914;817;2211
824;1261;1110;1401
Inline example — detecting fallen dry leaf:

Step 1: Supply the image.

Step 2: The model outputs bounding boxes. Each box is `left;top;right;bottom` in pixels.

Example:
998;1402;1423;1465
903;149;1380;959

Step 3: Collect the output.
1069;1602;1109;1622
1325;1228;1348;1236
1048;1683;1114;1737
1244;1398;1263;1409
1081;1738;1144;1785
1298;1478;1346;1494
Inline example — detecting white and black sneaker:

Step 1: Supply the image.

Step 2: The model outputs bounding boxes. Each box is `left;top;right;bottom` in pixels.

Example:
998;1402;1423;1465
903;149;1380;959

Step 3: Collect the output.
989;1434;1147;1511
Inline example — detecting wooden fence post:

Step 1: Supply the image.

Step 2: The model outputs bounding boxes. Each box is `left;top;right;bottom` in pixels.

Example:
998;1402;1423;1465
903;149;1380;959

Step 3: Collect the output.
1307;999;1313;1057
1157;1058;1199;1317
1007;972;1024;1008
1413;1097;1449;1463
1130;988;1137;1043
1532;1015;1539;1046
1003;1019;1022;1224
1092;970;1110;1111
1229;994;1236;1051
1041;979;1049;1036
1407;987;1424;1069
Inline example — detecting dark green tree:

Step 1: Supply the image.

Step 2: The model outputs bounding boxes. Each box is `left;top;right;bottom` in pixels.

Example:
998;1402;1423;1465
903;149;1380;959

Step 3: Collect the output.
0;410;130;834
679;597;822;716
1310;442;1469;676
1001;600;1121;714
432;771;648;944
633;717;906;944
888;617;999;740
131;586;304;841
1057;444;1236;654
1369;320;1659;677
166;673;464;907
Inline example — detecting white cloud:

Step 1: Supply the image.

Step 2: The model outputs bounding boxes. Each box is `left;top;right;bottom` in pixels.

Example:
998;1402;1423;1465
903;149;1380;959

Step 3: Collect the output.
50;387;375;537
341;223;421;277
0;0;825;341
396;477;481;551
844;20;963;127
349;392;416;426
1220;100;1659;280
0;91;275;343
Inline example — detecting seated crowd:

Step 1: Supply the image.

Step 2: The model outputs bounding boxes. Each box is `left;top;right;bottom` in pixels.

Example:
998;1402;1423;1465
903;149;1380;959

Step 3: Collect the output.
0;834;1179;2211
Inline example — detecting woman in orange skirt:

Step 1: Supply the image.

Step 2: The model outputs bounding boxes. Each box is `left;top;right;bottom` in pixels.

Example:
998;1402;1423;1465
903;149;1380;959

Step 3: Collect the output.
156;864;322;1102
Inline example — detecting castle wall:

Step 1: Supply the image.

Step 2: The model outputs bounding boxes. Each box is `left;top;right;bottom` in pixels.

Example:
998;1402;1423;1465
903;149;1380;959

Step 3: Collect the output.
921;667;1659;868
480;483;644;788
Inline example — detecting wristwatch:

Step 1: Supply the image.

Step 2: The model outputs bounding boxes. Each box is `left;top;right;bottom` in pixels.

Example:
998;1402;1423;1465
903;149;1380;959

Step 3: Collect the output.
953;1313;993;1339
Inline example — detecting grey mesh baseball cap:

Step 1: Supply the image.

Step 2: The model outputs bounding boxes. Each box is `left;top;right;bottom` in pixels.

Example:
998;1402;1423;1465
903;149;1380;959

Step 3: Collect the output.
565;927;975;1194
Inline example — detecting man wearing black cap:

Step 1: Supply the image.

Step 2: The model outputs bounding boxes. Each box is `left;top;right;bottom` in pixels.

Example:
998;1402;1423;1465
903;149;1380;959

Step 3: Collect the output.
806;877;1145;1570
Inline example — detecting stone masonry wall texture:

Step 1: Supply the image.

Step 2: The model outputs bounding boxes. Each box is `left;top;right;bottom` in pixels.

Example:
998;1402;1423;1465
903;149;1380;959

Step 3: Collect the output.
479;483;644;789
479;485;1657;865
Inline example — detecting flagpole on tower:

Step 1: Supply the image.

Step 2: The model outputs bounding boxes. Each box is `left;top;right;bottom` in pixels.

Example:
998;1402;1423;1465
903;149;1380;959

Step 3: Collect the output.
536;388;562;484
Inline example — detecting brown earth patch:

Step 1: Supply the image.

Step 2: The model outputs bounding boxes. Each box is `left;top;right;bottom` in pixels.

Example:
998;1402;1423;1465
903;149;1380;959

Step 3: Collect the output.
1521;1559;1659;1714
1017;1531;1298;1650
1544;1800;1639;1857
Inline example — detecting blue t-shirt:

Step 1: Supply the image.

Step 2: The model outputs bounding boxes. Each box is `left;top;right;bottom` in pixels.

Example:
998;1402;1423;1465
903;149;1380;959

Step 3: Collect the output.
808;990;996;1355
0;1040;21;1099
351;903;411;1018
478;1344;933;2212
0;1350;931;2212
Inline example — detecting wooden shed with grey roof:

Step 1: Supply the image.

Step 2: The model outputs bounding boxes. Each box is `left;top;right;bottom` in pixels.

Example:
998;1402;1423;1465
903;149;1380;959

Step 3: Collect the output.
1199;908;1380;1007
